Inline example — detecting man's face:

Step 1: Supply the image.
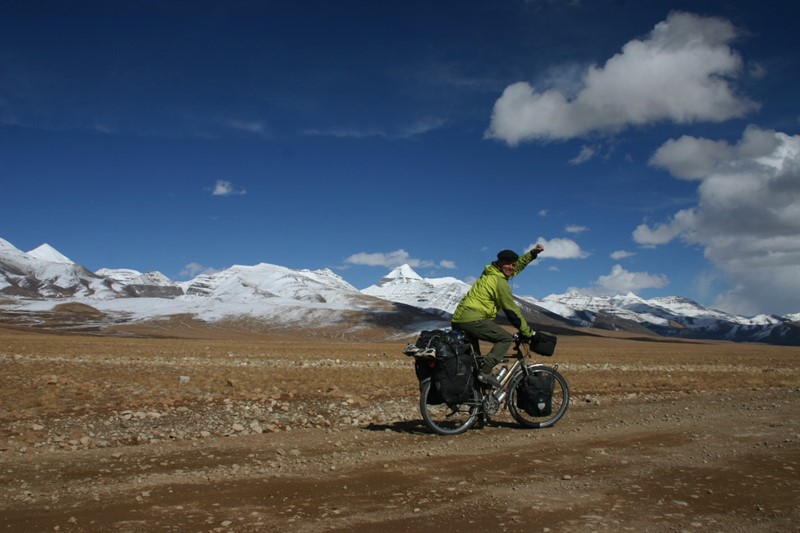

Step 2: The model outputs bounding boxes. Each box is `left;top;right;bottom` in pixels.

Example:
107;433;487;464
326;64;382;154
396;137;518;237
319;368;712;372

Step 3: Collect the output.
499;261;516;278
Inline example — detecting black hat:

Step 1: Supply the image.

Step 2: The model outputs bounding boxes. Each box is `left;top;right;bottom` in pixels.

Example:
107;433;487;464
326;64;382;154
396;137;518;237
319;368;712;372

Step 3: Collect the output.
496;249;519;262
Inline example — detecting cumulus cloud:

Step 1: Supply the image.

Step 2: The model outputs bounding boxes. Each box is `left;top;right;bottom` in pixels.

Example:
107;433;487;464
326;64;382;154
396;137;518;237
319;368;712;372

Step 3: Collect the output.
528;237;589;260
583;264;669;294
345;249;455;269
212;180;247;196
633;209;696;246
485;11;759;145
180;262;219;278
636;125;800;315
611;250;635;260
649;124;783;179
565;225;588;234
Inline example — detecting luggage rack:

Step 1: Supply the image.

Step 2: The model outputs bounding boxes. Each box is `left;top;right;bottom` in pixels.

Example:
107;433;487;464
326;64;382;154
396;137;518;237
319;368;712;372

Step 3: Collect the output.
403;344;437;358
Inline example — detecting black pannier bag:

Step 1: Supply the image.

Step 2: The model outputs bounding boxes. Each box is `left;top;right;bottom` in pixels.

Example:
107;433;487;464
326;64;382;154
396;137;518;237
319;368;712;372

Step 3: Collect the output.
530;330;557;356
432;338;474;405
414;357;443;405
408;329;474;405
517;371;555;416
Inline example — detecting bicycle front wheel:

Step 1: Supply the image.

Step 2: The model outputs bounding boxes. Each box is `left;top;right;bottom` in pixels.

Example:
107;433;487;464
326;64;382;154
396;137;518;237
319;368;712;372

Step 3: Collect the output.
419;379;480;436
507;365;569;429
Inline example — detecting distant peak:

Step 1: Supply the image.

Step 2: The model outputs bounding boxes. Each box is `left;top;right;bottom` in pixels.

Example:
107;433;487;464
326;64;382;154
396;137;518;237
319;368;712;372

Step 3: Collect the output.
0;238;21;253
27;243;74;264
385;264;423;280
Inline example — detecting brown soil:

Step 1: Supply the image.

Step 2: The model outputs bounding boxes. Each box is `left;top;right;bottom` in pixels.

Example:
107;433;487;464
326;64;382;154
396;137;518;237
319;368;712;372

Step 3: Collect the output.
1;325;798;532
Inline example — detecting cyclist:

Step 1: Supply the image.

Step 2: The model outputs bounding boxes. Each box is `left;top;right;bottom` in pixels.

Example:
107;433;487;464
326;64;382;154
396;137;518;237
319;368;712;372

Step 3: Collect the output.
451;244;544;388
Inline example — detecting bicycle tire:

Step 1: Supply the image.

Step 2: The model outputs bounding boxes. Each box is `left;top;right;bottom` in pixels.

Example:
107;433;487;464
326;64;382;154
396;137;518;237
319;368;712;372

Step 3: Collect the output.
507;364;569;429
419;379;480;436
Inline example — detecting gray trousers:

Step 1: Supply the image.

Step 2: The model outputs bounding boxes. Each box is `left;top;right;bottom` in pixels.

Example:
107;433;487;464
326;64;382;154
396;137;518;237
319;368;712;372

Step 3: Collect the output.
451;319;513;374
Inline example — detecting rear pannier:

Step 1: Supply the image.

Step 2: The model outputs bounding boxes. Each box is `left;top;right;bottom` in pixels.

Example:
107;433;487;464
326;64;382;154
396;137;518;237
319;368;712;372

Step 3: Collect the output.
405;329;475;405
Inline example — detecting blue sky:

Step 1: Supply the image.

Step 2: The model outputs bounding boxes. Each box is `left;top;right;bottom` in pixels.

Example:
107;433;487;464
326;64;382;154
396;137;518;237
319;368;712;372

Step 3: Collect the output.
1;0;798;316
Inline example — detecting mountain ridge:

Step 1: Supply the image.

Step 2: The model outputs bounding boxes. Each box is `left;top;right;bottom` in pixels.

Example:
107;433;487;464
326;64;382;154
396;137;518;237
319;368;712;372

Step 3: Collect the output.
1;238;797;345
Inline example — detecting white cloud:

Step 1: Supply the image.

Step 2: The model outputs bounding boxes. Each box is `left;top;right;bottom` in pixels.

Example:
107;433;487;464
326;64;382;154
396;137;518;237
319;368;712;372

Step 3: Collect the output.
565;224;588;234
485;11;759;145
611;250;635;260
649;125;783;179
528;237;589;260
637;125;800;315
303;117;445;140
180;262;219;278
345;249;454;269
212;180;247;196
586;264;669;294
633;209;696;246
568;145;596;165
227;119;267;135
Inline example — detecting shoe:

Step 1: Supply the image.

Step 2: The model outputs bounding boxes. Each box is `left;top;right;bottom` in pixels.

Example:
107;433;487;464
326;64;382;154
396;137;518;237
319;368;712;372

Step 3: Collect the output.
477;372;502;389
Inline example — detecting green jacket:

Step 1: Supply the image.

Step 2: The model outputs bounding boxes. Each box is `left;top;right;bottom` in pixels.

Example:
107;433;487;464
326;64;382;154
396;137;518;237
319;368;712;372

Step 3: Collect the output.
452;250;537;337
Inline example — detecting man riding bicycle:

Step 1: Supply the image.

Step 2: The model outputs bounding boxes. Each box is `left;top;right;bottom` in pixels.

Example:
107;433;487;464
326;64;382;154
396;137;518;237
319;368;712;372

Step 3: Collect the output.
451;244;545;388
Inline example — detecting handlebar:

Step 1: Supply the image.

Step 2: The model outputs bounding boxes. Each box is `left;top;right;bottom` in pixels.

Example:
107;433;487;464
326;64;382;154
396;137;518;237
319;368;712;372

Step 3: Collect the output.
512;333;530;357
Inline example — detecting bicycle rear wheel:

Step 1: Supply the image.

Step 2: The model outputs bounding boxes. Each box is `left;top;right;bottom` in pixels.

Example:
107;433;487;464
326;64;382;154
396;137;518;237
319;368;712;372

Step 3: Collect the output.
507;365;569;429
419;379;480;436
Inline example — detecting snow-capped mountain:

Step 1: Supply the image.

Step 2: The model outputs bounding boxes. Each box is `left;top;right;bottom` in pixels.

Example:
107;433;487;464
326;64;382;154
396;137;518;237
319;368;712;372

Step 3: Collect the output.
361;264;469;316
524;292;797;344
0;238;116;299
26;243;74;264
97;268;183;298
0;238;416;335
0;238;797;344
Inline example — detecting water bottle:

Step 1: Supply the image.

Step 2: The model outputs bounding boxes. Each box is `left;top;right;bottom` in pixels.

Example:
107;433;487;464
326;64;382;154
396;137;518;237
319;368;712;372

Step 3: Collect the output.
495;366;509;382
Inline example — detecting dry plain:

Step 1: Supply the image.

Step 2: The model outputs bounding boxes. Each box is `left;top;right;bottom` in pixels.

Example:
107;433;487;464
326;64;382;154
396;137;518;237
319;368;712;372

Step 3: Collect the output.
1;322;799;532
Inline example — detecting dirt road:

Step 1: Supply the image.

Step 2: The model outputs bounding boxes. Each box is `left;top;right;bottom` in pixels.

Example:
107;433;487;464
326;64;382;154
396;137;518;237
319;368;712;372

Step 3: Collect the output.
1;331;798;532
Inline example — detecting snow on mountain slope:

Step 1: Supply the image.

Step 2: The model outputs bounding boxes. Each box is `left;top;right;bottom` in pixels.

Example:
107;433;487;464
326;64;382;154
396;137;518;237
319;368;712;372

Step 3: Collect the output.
27;243;74;264
97;268;175;286
181;263;363;307
361;264;469;315
97;268;184;298
0;238;114;298
119;263;392;326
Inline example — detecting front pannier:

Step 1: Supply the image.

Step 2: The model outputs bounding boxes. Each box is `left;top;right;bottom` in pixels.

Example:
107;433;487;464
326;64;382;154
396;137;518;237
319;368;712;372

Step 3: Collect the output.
517;371;555;416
